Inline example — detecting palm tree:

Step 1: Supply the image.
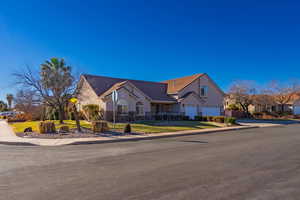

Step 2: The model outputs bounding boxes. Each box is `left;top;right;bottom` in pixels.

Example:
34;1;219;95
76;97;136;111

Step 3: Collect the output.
6;94;14;110
40;58;74;124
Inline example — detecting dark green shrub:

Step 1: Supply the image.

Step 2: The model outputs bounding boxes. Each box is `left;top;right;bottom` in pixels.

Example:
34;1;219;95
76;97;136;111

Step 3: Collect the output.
92;121;109;133
124;123;131;133
201;116;208;121
182;116;190;121
194;116;202;121
225;117;236;125
39;121;56;134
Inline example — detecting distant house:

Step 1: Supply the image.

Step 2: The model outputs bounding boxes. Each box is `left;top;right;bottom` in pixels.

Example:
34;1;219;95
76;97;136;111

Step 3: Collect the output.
224;93;300;114
76;73;225;121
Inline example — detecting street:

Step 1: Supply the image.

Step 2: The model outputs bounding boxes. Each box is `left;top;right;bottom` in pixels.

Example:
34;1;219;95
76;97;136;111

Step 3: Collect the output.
1;124;300;200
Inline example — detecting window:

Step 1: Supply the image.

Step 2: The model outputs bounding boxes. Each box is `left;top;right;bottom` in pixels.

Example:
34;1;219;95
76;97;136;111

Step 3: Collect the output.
200;86;208;97
117;99;128;114
136;102;144;115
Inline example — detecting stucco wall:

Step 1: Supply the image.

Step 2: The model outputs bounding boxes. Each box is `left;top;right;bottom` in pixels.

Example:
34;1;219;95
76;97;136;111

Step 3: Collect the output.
105;83;151;113
77;78;106;110
178;74;224;107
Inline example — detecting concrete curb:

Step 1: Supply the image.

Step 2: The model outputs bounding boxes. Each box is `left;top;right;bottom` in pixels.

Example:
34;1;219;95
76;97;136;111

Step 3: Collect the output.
69;125;259;145
0;125;259;146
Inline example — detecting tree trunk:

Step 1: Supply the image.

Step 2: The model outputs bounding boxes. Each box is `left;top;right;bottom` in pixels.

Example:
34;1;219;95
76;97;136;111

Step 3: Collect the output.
58;105;65;124
73;104;81;132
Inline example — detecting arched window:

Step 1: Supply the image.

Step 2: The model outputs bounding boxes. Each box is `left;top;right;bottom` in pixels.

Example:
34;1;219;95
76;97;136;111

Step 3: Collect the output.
117;99;128;114
136;102;144;115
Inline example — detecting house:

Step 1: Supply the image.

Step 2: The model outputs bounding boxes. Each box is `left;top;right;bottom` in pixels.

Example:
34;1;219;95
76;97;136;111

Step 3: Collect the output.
76;73;225;121
224;93;300;114
293;99;300;115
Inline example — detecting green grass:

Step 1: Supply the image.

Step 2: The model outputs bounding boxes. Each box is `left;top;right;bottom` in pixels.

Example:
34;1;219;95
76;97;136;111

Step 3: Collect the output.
9;120;92;133
108;120;223;133
9;120;224;134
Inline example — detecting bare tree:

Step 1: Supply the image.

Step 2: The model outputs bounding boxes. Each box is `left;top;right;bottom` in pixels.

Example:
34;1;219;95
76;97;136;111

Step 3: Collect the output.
265;80;300;113
15;90;42;119
13;58;78;124
228;80;257;117
6;94;14;110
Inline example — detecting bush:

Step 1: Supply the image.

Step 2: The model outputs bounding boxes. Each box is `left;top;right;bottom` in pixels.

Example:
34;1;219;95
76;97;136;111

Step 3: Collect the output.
207;116;214;122
213;116;225;123
39;121;56;134
182;116;190;121
227;104;240;111
24;127;33;133
201;116;208;121
7;113;32;122
82;104;103;121
194;116;202;121
124;124;131;133
92;121;109;133
225;117;236;125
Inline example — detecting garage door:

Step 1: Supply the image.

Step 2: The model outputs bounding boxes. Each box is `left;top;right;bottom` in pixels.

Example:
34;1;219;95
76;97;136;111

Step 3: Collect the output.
185;105;197;119
294;106;300;115
202;107;221;116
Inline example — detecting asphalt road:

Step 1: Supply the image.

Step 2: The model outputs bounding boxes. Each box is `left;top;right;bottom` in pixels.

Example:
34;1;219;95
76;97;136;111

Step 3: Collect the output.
1;124;300;200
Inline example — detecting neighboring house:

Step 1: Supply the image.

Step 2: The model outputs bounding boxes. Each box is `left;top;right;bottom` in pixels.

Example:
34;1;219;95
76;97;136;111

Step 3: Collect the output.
224;94;300;114
293;99;300;115
76;73;225;121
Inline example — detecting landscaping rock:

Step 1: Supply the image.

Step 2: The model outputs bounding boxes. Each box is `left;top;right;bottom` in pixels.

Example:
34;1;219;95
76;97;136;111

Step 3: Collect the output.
92;121;109;133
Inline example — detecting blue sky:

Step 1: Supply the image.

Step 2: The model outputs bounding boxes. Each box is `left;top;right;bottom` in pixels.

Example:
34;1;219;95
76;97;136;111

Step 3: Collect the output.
1;0;300;102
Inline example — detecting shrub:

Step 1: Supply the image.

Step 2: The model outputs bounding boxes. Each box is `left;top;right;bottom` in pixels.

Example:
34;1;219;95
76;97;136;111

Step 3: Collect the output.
82;104;103;121
124;124;131;133
252;112;263;118
194;116;203;121
207;116;214;122
225;117;236;125
182;116;190;121
92;121;109;133
39;121;56;134
227;104;240;111
201;116;208;121
24;127;33;133
213;116;225;123
7;113;32;122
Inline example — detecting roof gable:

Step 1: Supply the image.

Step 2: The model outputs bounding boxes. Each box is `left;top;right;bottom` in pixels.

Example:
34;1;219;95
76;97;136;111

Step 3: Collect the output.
162;73;204;94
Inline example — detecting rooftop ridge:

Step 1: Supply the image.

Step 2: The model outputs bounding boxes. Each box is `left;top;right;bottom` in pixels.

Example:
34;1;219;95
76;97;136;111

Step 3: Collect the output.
83;74;168;85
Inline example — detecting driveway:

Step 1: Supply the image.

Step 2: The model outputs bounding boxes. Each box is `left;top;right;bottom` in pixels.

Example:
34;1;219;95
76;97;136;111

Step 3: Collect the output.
1;124;300;200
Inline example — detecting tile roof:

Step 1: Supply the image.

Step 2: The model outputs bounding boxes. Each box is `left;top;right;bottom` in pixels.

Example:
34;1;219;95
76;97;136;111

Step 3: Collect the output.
82;74;176;102
162;73;205;94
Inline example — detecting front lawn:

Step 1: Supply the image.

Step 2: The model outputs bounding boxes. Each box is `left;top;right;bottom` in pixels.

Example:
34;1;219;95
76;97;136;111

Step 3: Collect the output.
10;120;92;133
9;120;225;134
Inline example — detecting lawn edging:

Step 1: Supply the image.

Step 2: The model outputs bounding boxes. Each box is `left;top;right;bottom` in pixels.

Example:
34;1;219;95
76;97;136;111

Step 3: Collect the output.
68;125;259;145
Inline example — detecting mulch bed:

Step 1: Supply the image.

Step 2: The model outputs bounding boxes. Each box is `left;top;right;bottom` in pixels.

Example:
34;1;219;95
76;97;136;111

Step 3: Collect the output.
15;128;143;139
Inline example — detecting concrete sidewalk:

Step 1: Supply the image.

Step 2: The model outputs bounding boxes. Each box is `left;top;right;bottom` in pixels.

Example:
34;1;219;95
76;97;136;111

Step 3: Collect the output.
0;120;259;146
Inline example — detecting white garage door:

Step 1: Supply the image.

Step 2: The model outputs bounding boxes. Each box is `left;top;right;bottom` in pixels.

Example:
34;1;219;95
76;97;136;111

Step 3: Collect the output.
202;107;221;116
185;105;197;119
294;106;300;115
